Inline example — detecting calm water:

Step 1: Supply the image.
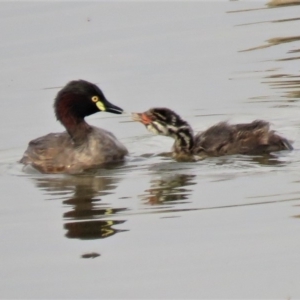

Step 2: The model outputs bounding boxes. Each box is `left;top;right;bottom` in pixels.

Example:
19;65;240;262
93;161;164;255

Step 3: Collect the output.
1;1;300;298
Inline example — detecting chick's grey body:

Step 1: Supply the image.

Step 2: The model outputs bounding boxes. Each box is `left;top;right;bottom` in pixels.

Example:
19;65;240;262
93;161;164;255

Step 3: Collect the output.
192;120;292;156
132;108;292;161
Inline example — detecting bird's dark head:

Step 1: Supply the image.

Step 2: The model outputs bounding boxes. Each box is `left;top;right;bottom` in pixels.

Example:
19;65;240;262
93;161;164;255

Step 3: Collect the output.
132;107;191;136
54;80;123;124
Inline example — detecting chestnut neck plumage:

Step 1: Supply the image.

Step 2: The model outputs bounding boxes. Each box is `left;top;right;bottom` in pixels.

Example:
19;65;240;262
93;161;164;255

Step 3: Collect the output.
55;94;92;146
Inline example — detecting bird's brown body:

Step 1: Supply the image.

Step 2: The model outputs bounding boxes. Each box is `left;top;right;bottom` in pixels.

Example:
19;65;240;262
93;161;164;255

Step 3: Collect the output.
20;126;127;173
20;80;128;174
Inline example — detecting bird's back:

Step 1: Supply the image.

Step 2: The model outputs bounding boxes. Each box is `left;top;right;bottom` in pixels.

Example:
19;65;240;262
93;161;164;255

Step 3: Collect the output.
193;120;292;156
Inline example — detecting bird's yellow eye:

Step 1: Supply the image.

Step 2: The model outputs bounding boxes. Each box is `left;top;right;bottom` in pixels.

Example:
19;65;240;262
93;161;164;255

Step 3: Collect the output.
91;96;99;103
91;95;106;111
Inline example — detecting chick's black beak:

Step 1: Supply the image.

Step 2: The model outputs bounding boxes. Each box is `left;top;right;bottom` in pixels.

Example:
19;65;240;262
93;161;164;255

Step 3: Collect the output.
105;101;124;114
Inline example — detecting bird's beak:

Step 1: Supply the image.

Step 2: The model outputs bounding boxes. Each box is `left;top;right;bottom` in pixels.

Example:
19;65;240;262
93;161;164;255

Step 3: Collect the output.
102;100;124;114
131;112;153;124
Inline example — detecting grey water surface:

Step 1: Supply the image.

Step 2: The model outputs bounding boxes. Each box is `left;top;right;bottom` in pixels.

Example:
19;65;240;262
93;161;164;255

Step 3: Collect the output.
1;1;300;298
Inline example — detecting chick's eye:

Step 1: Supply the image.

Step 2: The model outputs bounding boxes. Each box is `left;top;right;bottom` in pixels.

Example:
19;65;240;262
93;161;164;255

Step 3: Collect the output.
91;96;99;103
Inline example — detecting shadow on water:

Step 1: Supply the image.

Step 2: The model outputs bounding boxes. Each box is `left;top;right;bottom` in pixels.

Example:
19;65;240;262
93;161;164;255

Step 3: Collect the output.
267;0;300;7
229;1;300;106
228;0;300;13
240;36;300;53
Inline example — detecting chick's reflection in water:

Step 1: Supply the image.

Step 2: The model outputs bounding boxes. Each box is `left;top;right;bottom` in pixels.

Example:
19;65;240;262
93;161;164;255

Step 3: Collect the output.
140;173;196;206
33;173;128;240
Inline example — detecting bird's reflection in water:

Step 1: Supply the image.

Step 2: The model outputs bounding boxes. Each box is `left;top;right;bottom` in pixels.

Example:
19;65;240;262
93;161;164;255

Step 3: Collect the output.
32;169;128;240
140;173;196;206
250;154;289;166
139;153;287;207
215;153;289;167
64;219;127;240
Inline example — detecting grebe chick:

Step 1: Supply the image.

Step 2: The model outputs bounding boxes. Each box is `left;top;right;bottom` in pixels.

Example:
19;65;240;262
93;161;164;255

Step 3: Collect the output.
20;80;128;173
132;107;292;161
